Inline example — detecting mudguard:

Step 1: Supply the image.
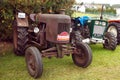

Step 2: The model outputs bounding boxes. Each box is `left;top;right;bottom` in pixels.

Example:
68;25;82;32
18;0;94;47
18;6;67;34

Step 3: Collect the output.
16;14;29;27
75;16;90;26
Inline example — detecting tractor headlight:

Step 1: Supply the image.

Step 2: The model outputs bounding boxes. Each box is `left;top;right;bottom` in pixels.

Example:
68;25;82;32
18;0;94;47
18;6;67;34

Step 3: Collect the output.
77;23;81;26
88;20;91;23
102;22;106;26
34;27;39;33
95;21;99;25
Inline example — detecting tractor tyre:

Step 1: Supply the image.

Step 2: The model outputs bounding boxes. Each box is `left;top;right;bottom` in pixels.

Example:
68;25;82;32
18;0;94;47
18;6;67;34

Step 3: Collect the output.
75;31;83;43
70;31;83;44
25;46;43;79
103;32;117;50
13;20;28;56
72;42;92;68
107;22;120;44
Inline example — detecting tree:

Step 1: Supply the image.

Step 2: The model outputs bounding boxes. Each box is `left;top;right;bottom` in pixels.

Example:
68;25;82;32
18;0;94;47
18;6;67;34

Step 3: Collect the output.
0;0;75;41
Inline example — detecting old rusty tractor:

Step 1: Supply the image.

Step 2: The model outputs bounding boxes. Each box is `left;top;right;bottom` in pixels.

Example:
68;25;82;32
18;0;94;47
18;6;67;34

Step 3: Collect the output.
72;5;117;50
12;9;92;78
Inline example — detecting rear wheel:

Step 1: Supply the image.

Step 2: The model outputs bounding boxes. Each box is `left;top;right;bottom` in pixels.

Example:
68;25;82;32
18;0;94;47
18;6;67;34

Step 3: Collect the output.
25;46;43;78
13;20;28;56
103;32;117;50
72;42;92;68
107;22;120;44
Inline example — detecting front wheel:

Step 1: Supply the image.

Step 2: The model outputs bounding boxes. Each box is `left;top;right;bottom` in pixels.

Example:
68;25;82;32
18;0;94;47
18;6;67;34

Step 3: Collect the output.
25;46;43;79
103;32;117;50
72;42;92;68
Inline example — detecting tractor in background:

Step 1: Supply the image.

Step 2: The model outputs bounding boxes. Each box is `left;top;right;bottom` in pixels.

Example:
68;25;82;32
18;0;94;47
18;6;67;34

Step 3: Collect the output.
107;20;120;44
71;5;117;50
71;16;117;50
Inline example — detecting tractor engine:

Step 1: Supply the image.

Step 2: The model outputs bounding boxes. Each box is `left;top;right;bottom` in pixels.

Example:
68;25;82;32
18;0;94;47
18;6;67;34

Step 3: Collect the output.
30;14;71;48
73;16;90;38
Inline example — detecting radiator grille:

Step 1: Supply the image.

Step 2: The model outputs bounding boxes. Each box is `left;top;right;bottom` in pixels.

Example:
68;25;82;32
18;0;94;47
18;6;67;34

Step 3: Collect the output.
58;23;70;34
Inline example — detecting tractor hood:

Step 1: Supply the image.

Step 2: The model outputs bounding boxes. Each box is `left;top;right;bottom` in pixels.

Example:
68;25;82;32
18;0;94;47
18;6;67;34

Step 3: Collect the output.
30;13;71;43
35;14;71;23
30;13;71;23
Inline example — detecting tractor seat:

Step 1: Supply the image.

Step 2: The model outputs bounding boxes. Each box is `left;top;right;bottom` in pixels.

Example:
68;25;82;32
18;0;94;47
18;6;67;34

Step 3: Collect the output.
30;13;41;22
30;14;36;21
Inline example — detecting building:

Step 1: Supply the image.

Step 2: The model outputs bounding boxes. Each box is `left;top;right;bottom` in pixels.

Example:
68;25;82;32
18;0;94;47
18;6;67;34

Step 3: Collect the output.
71;4;86;13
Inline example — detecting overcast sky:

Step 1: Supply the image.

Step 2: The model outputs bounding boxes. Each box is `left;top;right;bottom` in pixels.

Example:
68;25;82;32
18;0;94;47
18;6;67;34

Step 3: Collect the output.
76;0;120;5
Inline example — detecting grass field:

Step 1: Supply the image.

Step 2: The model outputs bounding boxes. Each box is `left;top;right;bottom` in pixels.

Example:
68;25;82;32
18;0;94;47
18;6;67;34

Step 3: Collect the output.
0;43;120;80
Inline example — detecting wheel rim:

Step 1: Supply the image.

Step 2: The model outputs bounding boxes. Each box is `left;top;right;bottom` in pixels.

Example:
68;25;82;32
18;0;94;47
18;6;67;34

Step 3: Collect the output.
108;26;117;37
104;38;109;47
27;53;36;76
74;47;86;64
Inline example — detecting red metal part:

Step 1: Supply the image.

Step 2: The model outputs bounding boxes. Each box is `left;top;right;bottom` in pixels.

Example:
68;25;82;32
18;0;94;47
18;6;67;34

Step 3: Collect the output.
108;20;120;23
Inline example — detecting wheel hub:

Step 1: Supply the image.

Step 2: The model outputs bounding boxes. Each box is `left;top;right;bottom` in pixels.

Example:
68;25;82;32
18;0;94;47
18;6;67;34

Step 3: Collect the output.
74;48;86;64
104;37;110;47
108;26;117;37
29;56;35;70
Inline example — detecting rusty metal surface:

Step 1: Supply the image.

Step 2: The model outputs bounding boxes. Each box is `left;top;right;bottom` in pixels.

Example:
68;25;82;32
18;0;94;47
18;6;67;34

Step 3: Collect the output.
29;14;36;21
36;14;71;43
40;44;74;58
36;14;71;23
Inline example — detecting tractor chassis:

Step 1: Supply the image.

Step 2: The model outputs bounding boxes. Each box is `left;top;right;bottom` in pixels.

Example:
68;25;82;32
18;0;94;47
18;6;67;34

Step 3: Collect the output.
29;41;76;58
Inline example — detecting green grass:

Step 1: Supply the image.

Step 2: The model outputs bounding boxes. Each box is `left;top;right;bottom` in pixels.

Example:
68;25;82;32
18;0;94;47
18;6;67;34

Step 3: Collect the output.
0;44;120;80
